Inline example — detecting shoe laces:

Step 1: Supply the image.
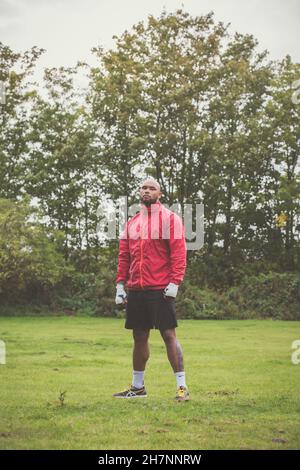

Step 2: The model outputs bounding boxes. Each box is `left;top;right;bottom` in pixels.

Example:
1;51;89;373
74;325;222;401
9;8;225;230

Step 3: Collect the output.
177;386;187;397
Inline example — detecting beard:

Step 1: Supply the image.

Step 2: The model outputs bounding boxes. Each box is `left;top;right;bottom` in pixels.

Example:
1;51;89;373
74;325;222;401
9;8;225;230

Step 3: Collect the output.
140;195;158;207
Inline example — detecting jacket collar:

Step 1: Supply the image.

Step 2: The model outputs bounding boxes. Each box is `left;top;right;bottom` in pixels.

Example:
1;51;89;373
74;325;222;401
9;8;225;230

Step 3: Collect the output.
140;200;162;215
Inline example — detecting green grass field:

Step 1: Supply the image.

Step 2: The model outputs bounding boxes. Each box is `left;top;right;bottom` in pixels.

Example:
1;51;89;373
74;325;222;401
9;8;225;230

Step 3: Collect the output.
0;317;299;450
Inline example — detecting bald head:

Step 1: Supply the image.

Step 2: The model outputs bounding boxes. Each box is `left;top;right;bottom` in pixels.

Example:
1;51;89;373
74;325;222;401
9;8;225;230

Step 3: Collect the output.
141;178;160;191
140;178;162;206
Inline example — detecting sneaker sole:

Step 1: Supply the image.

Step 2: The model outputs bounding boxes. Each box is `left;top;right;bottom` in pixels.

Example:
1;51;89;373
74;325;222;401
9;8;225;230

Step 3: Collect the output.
113;395;148;399
175;396;190;402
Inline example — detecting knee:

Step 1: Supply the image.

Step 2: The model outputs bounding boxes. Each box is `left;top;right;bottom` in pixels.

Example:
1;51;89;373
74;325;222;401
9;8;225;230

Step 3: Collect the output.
161;330;176;345
133;329;149;344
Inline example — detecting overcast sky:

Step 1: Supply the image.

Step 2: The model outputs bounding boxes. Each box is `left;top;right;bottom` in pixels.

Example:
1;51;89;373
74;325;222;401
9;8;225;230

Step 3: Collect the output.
1;0;299;75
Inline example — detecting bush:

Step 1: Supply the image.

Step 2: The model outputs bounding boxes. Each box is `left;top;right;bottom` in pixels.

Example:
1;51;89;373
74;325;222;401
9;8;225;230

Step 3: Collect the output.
176;282;239;319
0;197;72;306
226;272;300;320
176;272;300;320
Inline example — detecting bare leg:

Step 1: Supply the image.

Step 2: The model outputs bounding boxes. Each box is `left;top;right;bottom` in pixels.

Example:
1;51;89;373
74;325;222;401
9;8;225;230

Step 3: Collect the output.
160;328;184;373
132;329;150;371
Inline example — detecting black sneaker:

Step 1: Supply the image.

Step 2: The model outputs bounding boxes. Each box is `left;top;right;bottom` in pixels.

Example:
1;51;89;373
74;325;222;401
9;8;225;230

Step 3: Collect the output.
113;385;147;398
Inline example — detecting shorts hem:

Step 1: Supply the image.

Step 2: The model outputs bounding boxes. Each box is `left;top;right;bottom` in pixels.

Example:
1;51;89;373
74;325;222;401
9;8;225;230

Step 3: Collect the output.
125;323;178;331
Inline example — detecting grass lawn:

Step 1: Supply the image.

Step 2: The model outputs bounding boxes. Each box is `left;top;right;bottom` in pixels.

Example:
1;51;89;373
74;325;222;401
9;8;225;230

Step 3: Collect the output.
0;316;299;450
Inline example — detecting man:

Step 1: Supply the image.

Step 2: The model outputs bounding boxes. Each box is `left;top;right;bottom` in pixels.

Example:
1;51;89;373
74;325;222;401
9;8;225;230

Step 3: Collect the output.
113;177;189;402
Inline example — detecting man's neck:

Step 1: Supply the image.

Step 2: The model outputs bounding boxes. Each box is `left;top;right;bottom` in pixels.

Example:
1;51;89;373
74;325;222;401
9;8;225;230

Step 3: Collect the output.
141;200;161;212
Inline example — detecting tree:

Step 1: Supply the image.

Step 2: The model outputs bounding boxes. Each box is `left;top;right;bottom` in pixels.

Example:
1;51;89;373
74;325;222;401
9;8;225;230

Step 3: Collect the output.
25;65;99;262
0;42;44;198
0;196;69;302
264;56;300;270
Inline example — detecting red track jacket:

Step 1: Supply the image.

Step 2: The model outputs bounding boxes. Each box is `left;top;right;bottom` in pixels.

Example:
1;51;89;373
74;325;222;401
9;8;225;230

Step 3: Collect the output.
116;200;187;290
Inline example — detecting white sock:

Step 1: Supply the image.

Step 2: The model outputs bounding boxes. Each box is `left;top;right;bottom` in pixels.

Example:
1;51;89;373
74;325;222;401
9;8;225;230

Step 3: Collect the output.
175;371;187;388
133;370;145;389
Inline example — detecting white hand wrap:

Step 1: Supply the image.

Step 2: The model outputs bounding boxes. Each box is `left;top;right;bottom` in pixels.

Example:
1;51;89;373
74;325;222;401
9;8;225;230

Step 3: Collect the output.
163;282;178;299
115;283;127;304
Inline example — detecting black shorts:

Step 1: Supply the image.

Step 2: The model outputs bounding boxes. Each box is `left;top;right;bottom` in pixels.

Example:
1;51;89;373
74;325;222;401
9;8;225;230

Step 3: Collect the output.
125;289;178;331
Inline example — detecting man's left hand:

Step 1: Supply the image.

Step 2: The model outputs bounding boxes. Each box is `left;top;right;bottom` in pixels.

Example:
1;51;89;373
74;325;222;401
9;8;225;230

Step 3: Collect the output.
163;282;178;300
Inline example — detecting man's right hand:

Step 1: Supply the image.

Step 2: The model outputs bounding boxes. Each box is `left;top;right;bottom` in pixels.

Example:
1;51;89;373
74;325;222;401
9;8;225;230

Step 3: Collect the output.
115;283;127;304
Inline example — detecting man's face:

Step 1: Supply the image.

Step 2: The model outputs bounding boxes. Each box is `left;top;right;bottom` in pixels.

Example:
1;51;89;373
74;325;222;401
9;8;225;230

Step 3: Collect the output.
140;180;162;206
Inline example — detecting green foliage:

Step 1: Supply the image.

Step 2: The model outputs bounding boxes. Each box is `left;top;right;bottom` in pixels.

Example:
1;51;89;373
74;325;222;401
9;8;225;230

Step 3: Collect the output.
0;43;45;199
176;281;241;320
187;251;281;289
176;272;300;320
227;272;300;320
0;197;70;303
0;11;299;315
50;271;97;315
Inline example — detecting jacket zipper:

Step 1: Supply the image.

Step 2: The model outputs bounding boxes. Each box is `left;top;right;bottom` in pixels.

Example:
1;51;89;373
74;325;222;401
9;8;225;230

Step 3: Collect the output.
140;236;144;289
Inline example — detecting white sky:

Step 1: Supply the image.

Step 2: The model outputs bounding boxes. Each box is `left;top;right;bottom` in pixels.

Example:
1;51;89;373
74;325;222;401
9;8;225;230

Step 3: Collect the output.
0;0;299;76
